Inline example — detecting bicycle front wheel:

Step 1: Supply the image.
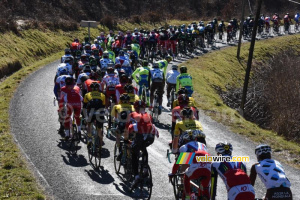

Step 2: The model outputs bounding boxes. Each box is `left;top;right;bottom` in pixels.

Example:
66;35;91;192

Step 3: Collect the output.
114;143;122;174
69;125;78;155
135;165;153;200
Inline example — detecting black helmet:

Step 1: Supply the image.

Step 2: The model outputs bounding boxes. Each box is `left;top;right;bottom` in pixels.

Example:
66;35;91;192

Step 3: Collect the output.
180;66;187;73
120;93;130;103
142;60;149;67
172;65;178;70
124;84;134;93
181;107;193;118
177;87;188;95
107;67;114;74
83;65;92;73
80;74;89;83
120;74;128;83
65;48;71;54
90;82;100;91
215;142;233;156
65;76;74;85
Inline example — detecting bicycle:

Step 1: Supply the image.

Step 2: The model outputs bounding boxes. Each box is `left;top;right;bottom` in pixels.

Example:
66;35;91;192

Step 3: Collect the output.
87;114;103;170
107;95;115;131
140;84;149;106
114;136;153;199
150;90;159;123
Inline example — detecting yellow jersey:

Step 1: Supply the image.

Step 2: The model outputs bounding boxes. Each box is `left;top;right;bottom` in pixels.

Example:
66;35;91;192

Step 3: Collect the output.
174;119;203;137
83;91;106;109
111;103;135;121
129;93;140;104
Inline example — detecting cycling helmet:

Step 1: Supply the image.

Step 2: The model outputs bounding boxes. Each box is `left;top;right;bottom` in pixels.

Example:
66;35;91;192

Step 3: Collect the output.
181;107;193;118
58;68;68;76
165;55;172;63
120;93;130;103
124;84;134;93
103;51;109;58
178;87;188;95
65;76;74;85
134;100;146;111
215;142;233;155
94;39;98;44
255;144;271;157
119;50;125;56
90;59;97;66
142;60;149;67
172;65;178;70
65;48;71;54
83;65;92;73
84;44;91;50
81;54;88;61
74;38;79;43
64;57;74;64
193;129;206;139
178;93;189;103
120;74;128;83
80;74;89;83
107;67;114;74
180;66;187;73
90;82;100;91
182;130;193;141
152;63;159;68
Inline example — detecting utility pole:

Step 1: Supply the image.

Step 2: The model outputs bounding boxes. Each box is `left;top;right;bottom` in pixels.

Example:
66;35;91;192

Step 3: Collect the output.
237;0;246;59
240;0;263;115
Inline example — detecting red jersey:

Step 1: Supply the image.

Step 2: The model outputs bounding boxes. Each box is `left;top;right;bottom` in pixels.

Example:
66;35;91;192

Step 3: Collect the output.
60;85;82;107
71;42;81;51
127;112;155;134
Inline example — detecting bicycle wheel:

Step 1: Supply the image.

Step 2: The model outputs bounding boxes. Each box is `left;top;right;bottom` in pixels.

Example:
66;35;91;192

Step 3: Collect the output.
114;142;122;174
136;165;152;200
94;135;101;170
69;124;78;155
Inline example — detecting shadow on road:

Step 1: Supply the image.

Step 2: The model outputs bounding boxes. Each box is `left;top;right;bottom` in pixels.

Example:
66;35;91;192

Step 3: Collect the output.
61;153;89;167
85;166;114;184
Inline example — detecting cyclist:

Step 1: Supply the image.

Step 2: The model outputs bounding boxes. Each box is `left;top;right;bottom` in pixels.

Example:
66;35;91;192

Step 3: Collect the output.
124;100;159;188
123;30;134;47
61;48;74;63
172;87;196;108
131;60;151;106
149;63;165;114
218;20;226;40
82;72;101;98
83;82;106;147
211;142;255;200
115;74;130;104
101;66;120;107
76;65;91;88
70;38;82;56
124;84;139;105
59;76;83;140
169;130;210;200
112;93;135;159
166;65;180;107
250;144;292;200
154;55;172;78
100;51;112;77
227;23;234;42
172;107;204;153
115;50;130;66
176;66;193;97
106;47;116;63
265;15;271;33
294;12;300;30
283;13;293;33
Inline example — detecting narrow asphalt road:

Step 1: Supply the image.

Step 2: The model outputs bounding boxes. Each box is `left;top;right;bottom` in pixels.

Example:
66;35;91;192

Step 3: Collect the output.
10;28;300;200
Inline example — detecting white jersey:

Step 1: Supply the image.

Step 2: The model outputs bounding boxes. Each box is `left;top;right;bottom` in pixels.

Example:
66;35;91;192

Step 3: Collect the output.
255;159;291;189
56;75;72;88
76;72;90;85
56;63;67;76
61;54;73;63
166;69;180;84
265;17;271;23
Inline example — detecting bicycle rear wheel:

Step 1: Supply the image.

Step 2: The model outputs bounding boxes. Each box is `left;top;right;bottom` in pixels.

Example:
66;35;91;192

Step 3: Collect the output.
171;175;184;200
114;143;122;174
69;124;78;155
133;165;152;200
94;136;101;170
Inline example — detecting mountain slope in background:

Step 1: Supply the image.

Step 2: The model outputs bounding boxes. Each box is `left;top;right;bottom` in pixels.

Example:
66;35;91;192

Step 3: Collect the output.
1;0;299;32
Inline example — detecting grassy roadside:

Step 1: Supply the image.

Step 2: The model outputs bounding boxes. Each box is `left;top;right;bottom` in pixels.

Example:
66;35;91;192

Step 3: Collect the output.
0;20;197;199
184;34;300;168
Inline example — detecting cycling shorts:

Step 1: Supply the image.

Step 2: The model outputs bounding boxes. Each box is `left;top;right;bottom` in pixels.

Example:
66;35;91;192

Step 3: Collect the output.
266;186;292;200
